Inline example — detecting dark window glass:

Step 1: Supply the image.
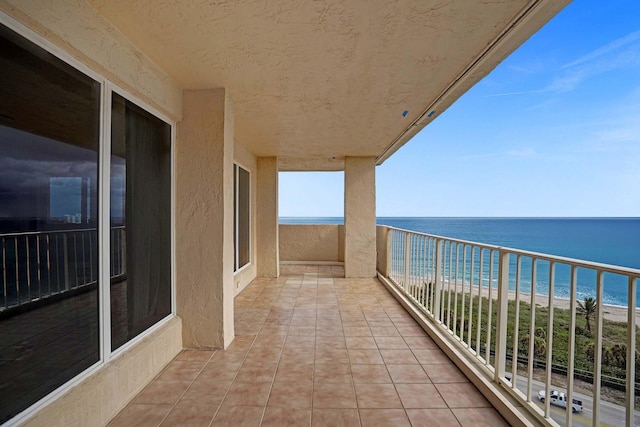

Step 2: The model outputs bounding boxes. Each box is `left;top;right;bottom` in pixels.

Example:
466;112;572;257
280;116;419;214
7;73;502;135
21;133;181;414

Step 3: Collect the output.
110;93;171;351
234;165;250;270
0;24;100;423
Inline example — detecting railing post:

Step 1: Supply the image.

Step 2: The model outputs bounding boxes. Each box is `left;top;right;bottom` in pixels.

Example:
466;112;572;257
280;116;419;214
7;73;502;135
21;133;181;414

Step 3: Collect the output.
592;270;604;427
494;250;510;381
434;238;443;322
625;276;636;427
121;228;126;275
63;233;70;291
403;232;410;290
386;228;392;279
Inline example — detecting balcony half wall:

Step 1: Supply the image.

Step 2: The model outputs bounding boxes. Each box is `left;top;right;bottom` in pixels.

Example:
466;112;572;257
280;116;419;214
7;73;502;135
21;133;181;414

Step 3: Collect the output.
279;224;345;264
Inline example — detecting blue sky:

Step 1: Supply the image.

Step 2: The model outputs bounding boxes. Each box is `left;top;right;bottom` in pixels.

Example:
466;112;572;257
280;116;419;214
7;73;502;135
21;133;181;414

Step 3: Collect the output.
279;1;640;217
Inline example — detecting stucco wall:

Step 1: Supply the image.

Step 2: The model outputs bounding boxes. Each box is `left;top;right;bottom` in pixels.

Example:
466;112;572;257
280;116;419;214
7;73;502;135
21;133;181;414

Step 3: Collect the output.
176;89;235;350
279;224;345;262
22;317;182;427
376;225;390;277
257;158;279;277
344;157;376;277
0;0;182;120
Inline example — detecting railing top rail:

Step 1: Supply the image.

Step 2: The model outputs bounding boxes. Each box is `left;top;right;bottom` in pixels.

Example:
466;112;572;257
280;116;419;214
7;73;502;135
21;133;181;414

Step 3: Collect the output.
0;226;124;239
379;224;640;277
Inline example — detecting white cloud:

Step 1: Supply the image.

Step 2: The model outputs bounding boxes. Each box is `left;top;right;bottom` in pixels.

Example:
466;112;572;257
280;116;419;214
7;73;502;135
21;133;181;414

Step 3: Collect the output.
562;30;640;69
508;148;535;157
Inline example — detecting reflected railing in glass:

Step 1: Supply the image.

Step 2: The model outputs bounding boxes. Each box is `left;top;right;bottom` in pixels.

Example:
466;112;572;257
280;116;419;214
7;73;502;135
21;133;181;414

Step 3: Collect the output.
0;227;125;310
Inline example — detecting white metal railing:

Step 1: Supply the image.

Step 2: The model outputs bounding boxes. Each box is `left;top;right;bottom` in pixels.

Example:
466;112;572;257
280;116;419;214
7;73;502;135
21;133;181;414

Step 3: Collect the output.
0;227;125;311
384;226;640;427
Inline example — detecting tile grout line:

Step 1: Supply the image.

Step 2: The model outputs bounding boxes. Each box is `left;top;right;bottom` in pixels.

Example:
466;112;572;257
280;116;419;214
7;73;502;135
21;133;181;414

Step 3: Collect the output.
207;323;258;427
154;348;218;427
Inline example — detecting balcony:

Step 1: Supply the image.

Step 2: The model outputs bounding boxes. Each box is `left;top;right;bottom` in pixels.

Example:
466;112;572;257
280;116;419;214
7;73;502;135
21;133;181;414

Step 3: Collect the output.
108;264;508;427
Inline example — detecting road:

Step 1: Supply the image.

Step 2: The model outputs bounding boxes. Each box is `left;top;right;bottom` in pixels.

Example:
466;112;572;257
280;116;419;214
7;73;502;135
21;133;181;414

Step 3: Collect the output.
511;375;640;426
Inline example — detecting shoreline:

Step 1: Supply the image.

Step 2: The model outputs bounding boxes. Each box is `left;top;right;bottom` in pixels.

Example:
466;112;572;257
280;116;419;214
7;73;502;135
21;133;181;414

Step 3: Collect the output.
433;281;640;323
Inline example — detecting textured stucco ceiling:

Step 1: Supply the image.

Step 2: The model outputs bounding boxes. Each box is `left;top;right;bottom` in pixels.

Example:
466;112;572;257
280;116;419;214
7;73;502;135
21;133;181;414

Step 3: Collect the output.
87;0;568;170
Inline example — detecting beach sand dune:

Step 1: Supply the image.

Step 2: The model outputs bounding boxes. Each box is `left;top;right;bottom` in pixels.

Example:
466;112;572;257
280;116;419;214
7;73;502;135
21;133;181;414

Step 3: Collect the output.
406;280;640;324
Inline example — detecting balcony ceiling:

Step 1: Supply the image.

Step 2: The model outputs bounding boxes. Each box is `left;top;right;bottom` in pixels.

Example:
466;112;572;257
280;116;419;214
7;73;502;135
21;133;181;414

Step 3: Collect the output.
88;0;568;171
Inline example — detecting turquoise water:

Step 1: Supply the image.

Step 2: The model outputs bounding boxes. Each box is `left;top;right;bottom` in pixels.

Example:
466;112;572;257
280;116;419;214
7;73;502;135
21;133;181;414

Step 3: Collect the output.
280;217;640;307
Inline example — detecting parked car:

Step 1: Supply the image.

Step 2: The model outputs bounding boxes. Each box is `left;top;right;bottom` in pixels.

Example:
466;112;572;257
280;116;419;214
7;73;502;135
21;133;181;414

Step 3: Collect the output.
537;389;583;413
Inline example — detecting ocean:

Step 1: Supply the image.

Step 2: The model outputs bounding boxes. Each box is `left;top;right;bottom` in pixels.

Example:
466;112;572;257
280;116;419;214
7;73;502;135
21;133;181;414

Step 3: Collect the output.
280;217;640;307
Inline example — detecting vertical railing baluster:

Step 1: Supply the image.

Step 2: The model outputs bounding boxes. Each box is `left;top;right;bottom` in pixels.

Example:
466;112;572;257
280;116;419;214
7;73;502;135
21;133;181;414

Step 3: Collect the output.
2;237;6;309
544;261;555;419
110;228;115;278
63;233;70;291
89;231;94;283
81;231;86;285
434;238;443;322
46;235;51;296
404;232;410;292
467;247;475;348
476;248;484;356
36;235;41;300
446;242;453;329
15;238;19;305
511;255;522;387
527;257;537;402
565;265;578;427
495;250;509;382
121;228;126;275
625;276;637;427
420;235;425;307
25;235;31;301
592;270;604;427
486;250;495;364
460;245;467;344
73;233;78;288
453;244;460;336
386;228;392;279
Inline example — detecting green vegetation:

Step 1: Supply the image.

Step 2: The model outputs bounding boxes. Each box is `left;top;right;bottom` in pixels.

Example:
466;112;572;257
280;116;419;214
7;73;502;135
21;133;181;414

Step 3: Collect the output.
409;284;640;390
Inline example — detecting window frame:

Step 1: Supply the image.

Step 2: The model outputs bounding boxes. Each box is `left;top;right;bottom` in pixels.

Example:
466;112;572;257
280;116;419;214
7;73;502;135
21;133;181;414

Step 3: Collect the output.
1;12;176;425
233;163;251;273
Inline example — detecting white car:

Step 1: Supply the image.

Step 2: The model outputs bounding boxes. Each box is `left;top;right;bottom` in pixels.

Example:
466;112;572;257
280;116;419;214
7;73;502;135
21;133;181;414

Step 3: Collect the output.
537;389;583;413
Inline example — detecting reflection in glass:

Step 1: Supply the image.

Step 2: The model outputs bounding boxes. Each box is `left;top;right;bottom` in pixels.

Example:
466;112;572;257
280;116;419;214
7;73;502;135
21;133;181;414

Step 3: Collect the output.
234;165;251;271
0;24;100;423
110;94;171;351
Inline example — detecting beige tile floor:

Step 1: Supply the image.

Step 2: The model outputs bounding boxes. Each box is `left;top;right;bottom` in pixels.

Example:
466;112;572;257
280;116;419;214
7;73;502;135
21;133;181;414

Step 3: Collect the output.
109;265;508;427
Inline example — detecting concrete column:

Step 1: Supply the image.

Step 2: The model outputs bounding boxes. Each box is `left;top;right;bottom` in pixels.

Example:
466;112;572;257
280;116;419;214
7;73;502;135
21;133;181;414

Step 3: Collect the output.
256;157;279;277
176;88;235;349
344;157;377;278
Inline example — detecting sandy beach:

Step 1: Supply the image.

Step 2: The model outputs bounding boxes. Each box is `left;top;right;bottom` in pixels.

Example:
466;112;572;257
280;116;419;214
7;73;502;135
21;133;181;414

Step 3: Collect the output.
418;280;640;324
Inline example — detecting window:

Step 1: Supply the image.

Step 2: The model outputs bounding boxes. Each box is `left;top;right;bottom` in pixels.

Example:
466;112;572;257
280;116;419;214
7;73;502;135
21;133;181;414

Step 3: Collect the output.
234;164;250;271
0;23;100;423
0;21;173;423
110;94;172;350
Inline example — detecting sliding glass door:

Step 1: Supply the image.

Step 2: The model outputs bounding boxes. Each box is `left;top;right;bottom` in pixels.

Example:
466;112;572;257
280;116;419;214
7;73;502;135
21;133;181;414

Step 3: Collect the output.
0;20;174;423
0;23;100;423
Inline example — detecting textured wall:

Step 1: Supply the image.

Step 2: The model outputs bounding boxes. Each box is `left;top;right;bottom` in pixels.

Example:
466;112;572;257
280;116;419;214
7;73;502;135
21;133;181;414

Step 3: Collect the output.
279;224;344;262
256;157;279;277
176;89;235;349
376;226;390;276
22;317;182;427
344;157;376;277
0;0;182;120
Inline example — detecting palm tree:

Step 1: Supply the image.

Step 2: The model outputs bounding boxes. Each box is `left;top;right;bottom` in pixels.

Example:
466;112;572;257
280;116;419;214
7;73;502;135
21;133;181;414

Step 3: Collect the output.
577;297;597;333
520;328;547;359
